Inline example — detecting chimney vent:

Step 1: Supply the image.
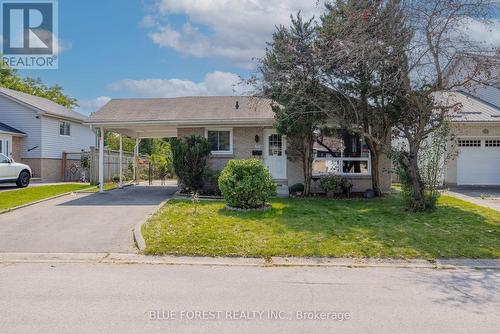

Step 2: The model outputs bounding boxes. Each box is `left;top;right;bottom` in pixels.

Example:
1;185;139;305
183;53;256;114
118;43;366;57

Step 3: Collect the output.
235;101;239;109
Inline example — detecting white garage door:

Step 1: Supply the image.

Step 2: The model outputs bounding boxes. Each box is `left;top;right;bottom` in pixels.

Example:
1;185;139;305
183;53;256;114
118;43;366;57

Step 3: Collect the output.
457;138;500;185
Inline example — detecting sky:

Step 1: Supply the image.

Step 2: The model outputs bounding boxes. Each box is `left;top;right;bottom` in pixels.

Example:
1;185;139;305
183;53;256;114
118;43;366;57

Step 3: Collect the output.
17;0;500;115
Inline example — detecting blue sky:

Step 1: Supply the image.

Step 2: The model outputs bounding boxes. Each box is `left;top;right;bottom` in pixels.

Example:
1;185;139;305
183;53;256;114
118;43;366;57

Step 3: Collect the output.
17;0;500;115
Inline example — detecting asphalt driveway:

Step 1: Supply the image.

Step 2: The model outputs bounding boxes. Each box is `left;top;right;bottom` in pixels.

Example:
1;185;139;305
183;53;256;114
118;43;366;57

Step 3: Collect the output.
0;185;176;253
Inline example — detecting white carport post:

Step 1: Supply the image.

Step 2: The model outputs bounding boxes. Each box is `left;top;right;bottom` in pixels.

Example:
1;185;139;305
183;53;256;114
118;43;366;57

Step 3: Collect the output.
134;137;140;184
119;134;123;188
99;127;104;193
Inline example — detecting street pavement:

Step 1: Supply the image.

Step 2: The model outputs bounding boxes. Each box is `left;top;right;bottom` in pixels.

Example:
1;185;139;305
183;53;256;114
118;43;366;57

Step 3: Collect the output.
0;262;498;334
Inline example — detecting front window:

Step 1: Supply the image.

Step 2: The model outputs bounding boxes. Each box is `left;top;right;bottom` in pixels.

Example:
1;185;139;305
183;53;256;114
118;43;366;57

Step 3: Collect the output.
312;131;371;176
59;121;71;136
268;134;283;156
207;129;232;153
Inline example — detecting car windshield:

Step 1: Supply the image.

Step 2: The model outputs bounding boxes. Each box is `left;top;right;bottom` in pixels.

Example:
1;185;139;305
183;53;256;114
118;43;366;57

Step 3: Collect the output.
0;153;10;163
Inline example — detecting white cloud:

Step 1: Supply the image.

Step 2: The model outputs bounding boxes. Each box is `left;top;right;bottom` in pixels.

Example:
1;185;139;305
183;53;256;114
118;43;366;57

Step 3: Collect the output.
54;36;72;55
463;18;500;48
144;0;322;67
108;71;250;98
77;96;111;115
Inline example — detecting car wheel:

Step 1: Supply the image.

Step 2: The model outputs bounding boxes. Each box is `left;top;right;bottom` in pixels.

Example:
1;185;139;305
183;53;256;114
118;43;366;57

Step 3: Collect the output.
16;171;31;188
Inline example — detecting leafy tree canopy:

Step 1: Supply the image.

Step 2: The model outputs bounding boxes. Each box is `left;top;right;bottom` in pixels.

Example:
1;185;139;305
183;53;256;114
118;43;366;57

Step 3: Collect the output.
0;62;78;108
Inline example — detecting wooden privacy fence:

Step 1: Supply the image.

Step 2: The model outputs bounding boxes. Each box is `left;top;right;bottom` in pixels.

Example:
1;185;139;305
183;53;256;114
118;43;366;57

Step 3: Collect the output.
88;147;135;185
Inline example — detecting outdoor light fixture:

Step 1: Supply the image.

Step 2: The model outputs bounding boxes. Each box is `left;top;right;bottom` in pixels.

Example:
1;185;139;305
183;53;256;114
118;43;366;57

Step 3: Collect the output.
255;134;260;143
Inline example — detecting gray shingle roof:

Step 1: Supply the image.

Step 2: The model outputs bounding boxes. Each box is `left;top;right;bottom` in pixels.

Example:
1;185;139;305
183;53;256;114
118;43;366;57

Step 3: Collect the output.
88;96;275;124
0;122;25;135
443;91;500;122
0;86;88;122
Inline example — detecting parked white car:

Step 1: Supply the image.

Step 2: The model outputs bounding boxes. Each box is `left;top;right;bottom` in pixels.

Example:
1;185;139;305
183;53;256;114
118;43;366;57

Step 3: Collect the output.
0;153;31;187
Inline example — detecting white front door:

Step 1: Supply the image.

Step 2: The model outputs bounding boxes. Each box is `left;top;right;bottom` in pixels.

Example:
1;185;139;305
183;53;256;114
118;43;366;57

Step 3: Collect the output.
0;136;10;157
264;130;287;179
457;138;500;185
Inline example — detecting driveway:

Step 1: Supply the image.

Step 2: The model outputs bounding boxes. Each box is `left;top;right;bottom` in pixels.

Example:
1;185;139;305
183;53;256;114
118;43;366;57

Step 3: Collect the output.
446;186;500;212
0;185;176;253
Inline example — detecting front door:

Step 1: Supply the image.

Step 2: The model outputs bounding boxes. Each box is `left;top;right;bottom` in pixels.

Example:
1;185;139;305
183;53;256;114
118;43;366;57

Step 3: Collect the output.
264;130;286;179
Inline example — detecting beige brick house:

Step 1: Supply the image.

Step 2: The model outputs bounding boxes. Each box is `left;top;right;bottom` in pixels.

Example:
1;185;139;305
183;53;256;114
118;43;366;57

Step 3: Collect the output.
87;96;392;193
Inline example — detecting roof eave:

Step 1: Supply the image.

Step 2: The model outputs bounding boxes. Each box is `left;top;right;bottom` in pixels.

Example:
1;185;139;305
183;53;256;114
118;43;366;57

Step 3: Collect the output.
0;91;87;123
85;118;275;128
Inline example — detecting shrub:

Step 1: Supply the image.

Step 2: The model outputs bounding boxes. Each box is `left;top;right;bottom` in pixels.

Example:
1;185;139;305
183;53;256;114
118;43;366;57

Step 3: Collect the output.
171;135;211;192
111;175;120;183
340;177;353;194
150;154;172;180
320;175;341;193
289;183;305;194
218;159;277;209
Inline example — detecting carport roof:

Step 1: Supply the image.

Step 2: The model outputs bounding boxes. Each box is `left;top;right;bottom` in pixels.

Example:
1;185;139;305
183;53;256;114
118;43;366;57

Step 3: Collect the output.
87;96;275;126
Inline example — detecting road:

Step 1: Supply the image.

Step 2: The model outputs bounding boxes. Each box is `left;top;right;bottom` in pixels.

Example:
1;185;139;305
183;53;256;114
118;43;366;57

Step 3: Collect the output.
0;262;498;334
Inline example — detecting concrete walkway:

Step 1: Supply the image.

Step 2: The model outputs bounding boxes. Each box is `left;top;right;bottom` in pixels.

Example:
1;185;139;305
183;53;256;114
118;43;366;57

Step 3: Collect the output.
0;185;175;253
445;187;500;212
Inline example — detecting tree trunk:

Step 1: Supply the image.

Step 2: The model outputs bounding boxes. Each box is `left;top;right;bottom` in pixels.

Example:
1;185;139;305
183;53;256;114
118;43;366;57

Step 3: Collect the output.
407;151;426;211
365;137;382;196
302;136;314;196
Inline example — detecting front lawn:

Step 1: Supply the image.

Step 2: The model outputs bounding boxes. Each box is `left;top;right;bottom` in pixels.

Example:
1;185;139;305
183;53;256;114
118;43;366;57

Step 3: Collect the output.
142;196;500;259
0;183;91;211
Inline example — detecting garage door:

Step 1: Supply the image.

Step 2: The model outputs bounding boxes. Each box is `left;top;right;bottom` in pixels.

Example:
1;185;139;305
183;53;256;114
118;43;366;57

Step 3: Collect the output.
457;139;500;185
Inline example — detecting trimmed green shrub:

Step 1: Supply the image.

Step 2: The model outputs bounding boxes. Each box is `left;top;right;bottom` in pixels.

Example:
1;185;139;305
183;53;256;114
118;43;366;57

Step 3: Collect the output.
320;175;341;193
171;135;211;192
289;183;305;194
218;159;277;209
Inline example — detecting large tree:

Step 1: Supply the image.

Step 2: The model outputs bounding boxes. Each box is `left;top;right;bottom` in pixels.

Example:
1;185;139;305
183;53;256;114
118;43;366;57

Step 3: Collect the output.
260;14;329;195
392;0;499;210
317;0;411;196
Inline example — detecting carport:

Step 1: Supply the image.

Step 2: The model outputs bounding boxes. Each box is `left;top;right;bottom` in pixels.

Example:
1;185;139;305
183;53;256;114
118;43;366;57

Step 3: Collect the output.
87;121;178;192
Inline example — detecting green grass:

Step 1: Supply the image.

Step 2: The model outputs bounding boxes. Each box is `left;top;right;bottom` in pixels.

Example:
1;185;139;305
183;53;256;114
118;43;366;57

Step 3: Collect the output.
0;183;92;211
142;195;500;259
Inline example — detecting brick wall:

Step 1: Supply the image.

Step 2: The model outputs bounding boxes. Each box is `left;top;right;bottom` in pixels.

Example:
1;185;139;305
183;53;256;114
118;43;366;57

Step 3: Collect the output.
11;136;23;162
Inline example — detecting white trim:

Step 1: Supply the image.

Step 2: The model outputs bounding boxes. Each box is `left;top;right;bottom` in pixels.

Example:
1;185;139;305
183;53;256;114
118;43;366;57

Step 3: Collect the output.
205;128;233;155
59;121;71;137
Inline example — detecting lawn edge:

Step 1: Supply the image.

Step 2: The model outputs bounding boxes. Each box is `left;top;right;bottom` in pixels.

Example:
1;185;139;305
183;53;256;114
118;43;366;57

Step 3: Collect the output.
133;198;172;252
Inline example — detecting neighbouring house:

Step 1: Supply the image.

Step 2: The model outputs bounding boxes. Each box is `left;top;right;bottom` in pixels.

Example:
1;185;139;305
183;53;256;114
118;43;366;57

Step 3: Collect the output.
87;96;392;193
0;87;96;181
442;54;500;186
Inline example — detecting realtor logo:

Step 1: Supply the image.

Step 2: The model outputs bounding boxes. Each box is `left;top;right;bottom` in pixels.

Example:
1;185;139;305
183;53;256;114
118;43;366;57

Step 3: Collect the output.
1;0;58;69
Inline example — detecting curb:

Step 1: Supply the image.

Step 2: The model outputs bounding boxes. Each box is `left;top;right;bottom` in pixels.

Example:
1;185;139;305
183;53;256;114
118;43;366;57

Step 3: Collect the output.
133;198;171;252
1;252;499;269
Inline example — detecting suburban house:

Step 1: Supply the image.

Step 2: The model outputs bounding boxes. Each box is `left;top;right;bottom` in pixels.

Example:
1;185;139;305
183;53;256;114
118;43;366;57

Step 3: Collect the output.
442;54;500;186
0;87;96;181
87;96;392;193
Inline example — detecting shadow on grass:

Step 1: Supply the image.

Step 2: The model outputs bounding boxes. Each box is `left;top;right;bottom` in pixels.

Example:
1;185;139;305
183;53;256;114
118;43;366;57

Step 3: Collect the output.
217;196;499;258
